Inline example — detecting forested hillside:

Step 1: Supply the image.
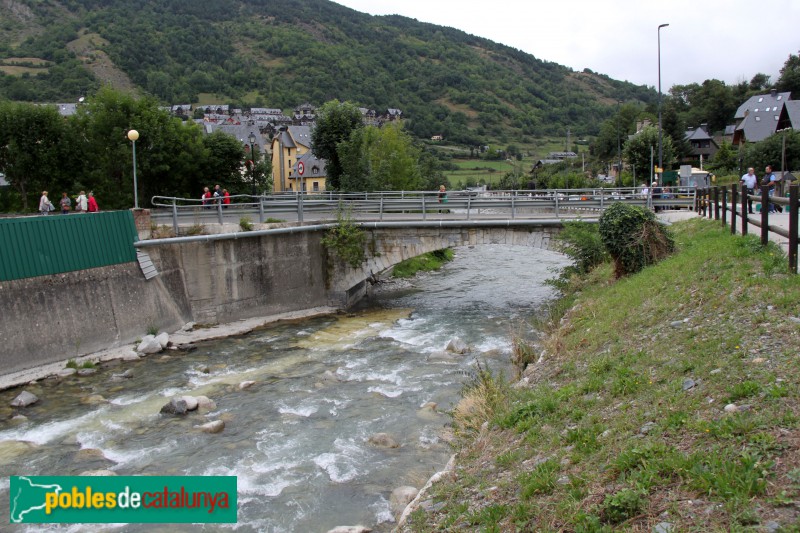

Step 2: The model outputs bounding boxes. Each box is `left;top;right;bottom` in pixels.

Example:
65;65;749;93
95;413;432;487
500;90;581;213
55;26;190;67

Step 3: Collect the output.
0;0;656;143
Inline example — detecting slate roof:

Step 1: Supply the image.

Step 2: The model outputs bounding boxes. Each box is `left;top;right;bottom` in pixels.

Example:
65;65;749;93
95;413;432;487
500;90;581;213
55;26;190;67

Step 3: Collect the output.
202;123;265;150
734;91;791;119
287;126;313;148
684;125;713;141
786;101;800;129
292;150;327;178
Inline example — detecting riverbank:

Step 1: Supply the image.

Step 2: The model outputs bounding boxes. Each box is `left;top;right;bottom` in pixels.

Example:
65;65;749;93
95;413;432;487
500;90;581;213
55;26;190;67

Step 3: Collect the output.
401;218;800;531
0;306;338;391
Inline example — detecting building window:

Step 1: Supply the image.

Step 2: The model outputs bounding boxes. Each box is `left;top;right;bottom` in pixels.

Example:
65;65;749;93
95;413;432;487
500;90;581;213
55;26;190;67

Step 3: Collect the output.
313;182;319;191
312;167;319;175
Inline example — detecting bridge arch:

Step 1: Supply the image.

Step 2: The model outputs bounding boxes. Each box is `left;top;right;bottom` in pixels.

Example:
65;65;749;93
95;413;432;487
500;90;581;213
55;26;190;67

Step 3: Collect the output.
328;223;563;307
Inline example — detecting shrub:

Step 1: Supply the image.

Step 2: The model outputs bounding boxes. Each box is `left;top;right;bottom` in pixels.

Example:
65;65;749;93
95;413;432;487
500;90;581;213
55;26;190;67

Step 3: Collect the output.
601;488;645;524
554;221;608;276
599;203;674;277
321;206;366;268
239;216;253;231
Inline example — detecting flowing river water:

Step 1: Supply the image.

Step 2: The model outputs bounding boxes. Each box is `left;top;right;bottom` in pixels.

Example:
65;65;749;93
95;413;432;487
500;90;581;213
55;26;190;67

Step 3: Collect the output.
0;245;569;532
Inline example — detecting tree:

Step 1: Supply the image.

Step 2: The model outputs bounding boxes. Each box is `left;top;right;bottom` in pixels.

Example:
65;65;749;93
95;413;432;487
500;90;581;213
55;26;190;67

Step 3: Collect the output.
623;125;675;176
708;140;739;173
311;100;364;190
0;102;69;211
338;123;423;191
776;51;800;95
201;130;246;191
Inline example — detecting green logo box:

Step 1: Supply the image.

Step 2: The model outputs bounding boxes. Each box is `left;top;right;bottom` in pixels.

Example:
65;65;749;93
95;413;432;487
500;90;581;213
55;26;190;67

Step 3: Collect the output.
10;476;237;524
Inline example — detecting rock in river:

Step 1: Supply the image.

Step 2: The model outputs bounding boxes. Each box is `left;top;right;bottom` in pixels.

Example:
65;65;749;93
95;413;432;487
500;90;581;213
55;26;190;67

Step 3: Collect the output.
160;398;188;416
11;391;38;407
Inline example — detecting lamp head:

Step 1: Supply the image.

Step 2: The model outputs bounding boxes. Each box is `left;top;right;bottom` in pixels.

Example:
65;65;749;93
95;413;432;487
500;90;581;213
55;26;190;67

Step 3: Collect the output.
127;129;139;142
658;23;669;29
248;132;256;144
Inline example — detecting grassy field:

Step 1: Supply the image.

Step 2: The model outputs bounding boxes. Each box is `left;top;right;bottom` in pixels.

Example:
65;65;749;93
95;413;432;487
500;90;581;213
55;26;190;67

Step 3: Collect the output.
444;159;527;189
405;218;800;531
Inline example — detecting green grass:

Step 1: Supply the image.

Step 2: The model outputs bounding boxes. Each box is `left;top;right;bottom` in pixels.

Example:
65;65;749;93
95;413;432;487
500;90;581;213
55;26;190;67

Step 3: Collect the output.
391;248;454;278
413;219;800;531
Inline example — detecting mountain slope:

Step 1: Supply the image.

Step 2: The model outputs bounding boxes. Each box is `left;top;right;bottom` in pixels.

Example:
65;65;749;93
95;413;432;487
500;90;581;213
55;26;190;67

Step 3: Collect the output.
0;0;656;143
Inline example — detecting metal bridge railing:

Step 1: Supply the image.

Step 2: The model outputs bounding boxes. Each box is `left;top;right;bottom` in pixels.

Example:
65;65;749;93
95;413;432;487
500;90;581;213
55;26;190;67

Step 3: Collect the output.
150;188;697;233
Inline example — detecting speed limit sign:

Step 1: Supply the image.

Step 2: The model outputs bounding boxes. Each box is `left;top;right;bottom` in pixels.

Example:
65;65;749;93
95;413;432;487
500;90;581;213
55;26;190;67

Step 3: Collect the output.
297;162;305;176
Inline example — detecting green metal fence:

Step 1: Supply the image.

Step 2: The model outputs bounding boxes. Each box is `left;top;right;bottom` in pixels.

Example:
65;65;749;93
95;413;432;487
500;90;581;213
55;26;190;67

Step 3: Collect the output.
0;211;139;281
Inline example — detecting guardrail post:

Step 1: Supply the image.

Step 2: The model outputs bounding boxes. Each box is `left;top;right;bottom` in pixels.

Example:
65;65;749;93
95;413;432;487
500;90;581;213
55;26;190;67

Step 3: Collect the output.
730;184;737;235
379;195;384;221
216;200;223;225
554;192;560;217
789;184;798;273
297;192;304;224
422;193;426;220
600;189;604;210
258;195;264;223
761;186;769;245
172;199;179;235
511;192;516;219
721;186;727;226
466;194;472;220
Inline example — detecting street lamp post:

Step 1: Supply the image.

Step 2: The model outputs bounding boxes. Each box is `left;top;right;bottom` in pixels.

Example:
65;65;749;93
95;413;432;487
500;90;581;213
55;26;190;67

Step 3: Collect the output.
657;23;669;181
127;129;139;209
248;132;257;196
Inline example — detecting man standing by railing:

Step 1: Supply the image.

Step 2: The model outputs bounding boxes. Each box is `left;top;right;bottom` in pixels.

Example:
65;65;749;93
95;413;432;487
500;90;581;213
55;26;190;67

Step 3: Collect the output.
740;167;758;214
761;165;779;213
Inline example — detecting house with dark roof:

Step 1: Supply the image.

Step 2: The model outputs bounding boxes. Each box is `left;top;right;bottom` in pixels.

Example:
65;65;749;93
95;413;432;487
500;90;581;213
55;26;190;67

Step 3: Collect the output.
292;151;327;192
171;104;192;117
683;124;719;164
732;90;794;144
271;125;326;192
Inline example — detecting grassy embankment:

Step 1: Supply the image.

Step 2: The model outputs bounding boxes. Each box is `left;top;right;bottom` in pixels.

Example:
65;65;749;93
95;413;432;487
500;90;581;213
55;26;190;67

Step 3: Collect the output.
392;249;455;278
407;218;800;531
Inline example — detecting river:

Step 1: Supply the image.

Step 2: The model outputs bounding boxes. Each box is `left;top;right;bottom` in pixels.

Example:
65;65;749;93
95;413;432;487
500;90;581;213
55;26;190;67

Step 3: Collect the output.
0;245;569;532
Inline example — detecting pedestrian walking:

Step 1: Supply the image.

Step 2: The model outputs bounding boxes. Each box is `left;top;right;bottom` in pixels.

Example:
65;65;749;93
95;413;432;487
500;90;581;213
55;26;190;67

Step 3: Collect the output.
59;192;72;214
202;187;212;208
740;167;758;214
223;189;231;207
87;192;99;212
39;191;54;216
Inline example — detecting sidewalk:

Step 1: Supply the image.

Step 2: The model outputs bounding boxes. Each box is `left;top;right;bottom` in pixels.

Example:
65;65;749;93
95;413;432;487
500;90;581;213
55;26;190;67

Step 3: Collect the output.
658;209;792;253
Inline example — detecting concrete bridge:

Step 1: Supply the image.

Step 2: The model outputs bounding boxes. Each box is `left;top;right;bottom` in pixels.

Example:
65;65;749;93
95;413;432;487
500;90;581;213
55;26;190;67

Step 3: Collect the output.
135;219;568;327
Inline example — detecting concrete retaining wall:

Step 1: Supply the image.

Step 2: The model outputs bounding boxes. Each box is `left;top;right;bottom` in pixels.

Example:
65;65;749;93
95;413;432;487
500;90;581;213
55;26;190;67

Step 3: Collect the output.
0;224;560;376
0;262;190;375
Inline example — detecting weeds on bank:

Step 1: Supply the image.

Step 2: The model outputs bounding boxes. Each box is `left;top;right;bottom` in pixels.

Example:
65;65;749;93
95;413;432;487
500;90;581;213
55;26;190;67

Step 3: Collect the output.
392;249;454;278
411;219;800;532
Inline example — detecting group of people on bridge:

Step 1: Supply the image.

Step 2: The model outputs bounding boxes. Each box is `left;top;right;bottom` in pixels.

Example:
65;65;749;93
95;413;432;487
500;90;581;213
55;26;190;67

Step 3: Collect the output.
38;190;98;216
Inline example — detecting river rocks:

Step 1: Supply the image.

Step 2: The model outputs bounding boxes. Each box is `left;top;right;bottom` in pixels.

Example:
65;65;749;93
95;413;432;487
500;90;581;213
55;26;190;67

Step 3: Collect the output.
77;368;98;376
137;335;163;354
320;370;340;382
445;337;469;354
180;396;199;411
160;398;188;416
181;322;196;332
194;396;217;411
11;391;38;407
79;469;117;476
10;415;28;424
74;448;107;461
57;368;77;377
427;350;460;362
82;395;107;405
367;433;400;448
155;332;170;348
0;440;38;462
326;527;371;533
195;420;225;434
390;486;419;517
122;350;141;361
111;369;134;381
239;380;256;390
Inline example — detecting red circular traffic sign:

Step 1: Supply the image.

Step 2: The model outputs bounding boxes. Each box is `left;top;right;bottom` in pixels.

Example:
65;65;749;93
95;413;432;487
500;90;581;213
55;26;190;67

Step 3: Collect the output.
297;162;305;176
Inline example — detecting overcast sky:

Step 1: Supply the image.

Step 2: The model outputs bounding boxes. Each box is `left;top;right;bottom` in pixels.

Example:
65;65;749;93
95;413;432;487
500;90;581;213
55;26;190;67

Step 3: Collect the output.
334;0;799;92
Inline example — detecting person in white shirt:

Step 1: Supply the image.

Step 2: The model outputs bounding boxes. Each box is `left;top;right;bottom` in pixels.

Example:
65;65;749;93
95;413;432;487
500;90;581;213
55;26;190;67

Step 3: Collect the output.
75;191;88;212
740;167;758;214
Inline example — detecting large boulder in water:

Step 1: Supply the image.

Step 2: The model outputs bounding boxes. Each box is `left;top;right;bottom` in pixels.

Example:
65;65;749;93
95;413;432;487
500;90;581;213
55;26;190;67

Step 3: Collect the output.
137;335;163;354
160;398;188;416
10;391;38;407
195;420;225;434
368;433;400;448
445;337;469;354
155;332;170;348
